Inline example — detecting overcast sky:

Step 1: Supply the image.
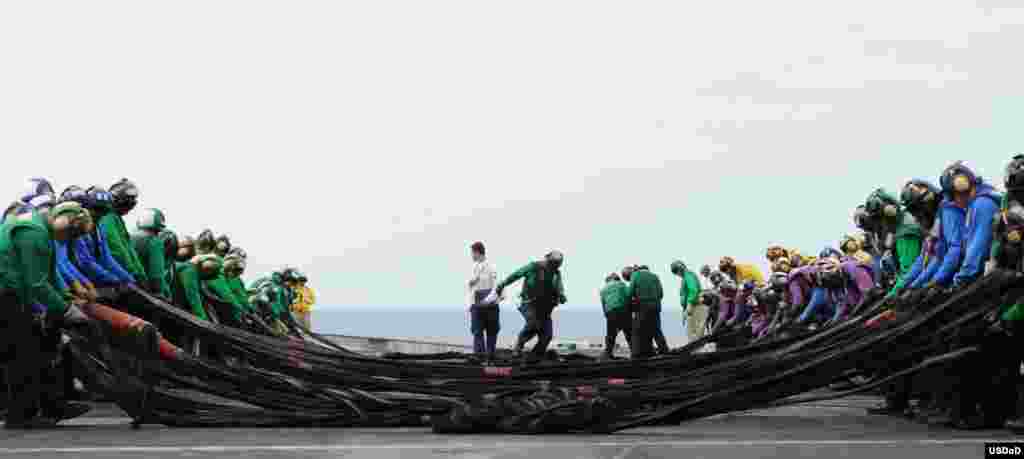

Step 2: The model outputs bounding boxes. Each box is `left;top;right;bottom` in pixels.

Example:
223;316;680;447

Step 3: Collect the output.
1;1;1022;308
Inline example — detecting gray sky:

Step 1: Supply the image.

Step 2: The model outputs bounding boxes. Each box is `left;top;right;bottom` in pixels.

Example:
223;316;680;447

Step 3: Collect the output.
1;1;1022;308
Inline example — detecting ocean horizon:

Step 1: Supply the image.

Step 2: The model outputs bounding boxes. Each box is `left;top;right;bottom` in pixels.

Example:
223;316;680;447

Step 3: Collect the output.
307;306;690;348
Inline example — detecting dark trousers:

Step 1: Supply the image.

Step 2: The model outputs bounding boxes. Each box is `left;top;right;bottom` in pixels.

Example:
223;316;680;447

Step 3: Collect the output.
515;303;554;357
652;306;669;353
605;309;632;356
631;303;659;359
471;305;500;357
0;293;62;424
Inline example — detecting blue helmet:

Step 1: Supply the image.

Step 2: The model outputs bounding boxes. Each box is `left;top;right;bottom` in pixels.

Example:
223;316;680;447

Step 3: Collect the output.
819;247;842;260
940;161;981;194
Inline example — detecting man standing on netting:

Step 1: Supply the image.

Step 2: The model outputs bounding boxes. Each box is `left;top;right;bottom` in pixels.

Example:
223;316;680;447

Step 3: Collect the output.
467;242;499;362
496;251;566;363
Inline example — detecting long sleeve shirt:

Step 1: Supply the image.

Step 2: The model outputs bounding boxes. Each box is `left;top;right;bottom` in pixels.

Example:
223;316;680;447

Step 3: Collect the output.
0;221;68;315
72;231;134;286
55;240;89;288
99;213;147;283
952;187;1001;286
469;259;497;293
927;200;968;287
173;262;208;320
681;270;701;307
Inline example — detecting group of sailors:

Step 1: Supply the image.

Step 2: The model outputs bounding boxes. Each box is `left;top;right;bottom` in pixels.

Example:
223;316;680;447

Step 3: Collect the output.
0;177;315;428
469;156;1024;433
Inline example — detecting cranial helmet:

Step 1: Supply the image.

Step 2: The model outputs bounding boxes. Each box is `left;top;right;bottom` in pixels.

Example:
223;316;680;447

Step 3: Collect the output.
670;260;686;275
865;189;900;219
545;250;564;269
136;208;166;231
940;161;981;194
900;179;939;213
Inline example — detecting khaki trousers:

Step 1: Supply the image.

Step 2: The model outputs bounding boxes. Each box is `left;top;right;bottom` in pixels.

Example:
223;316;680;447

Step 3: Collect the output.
686;304;708;343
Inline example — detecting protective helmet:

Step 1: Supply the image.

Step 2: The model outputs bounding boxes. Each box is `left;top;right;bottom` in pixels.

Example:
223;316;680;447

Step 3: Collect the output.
284;268;304;283
59;185;87;205
109;178;139;214
819;247;842;260
1005;155;1024;192
83;186;114;213
840;234;862;254
215;234;231;253
136;208;166;231
544;250;564;269
670;260;686;275
865;189;900;218
773;257;792;273
901;180;937;214
196;229;216;254
940;161;980;194
24;188;55;212
21;177;55;204
1002;202;1024;244
159;230;178;261
699;264;712;277
719;256;735;271
223;256;246;277
227;247;247;260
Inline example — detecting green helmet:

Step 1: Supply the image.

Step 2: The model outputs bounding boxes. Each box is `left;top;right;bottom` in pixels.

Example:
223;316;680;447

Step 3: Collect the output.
670;260;686;275
137;208;166;231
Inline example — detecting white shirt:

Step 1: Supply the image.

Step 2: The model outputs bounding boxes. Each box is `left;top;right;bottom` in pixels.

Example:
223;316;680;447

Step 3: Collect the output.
469;259;497;292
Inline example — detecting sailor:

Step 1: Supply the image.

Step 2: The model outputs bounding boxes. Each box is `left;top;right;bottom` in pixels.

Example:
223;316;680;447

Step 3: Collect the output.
718;256;765;286
626;264;665;359
496;251;566;362
671;260;705;344
102;179;147;284
863;188;923;289
67;187;135;290
890;179;943;294
599;272;631;359
132;208;171;297
0;201;93;428
214;235;232;258
467;242;498;360
840;233;874;266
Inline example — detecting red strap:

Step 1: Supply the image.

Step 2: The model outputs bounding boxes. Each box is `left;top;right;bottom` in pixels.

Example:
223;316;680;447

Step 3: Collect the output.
483;367;513;377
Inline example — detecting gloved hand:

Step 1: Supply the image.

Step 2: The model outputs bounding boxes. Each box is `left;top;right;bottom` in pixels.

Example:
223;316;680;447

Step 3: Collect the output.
559;294;567;305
